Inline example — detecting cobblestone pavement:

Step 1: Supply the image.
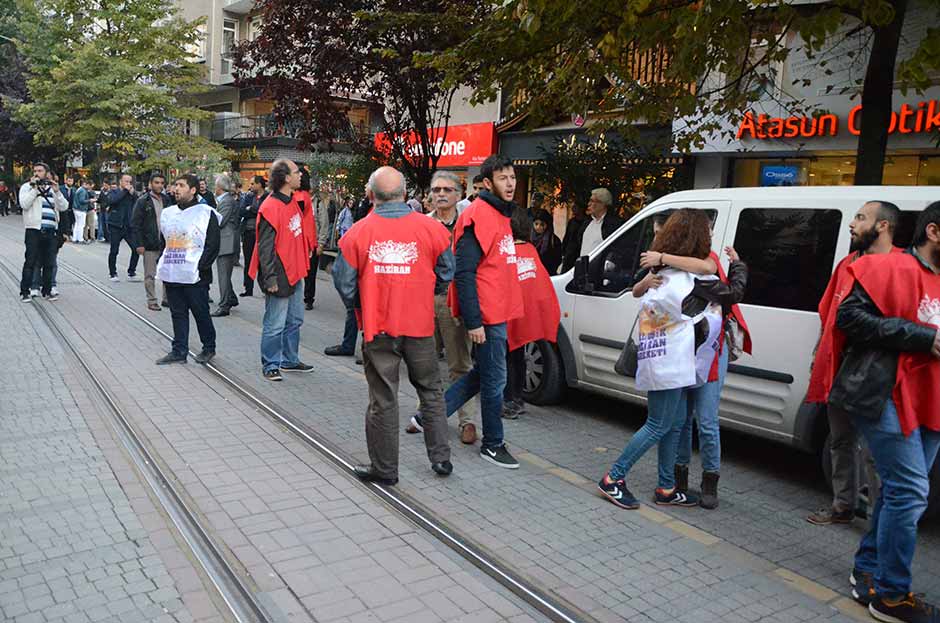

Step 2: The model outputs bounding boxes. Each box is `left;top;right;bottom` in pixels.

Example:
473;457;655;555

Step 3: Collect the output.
0;260;226;622
3;218;939;623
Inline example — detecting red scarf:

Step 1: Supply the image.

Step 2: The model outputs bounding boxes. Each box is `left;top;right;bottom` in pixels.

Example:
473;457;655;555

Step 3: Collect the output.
806;247;902;403
248;193;310;287
507;242;561;351
707;251;753;382
838;252;940;435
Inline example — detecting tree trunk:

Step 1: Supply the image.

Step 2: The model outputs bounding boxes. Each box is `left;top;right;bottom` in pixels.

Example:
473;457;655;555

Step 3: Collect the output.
855;0;907;185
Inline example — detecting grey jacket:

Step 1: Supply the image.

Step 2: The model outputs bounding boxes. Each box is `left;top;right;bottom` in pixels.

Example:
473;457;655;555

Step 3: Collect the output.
315;193;330;249
216;193;240;256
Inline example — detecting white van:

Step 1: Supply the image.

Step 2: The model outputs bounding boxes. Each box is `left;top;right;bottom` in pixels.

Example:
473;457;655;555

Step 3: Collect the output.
523;186;940;512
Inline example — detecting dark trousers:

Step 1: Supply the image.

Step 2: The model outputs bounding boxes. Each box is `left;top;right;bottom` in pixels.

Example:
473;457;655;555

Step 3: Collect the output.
20;229;57;296
342;304;358;353
108;226;139;278
241;232;255;294
304;253;319;305
165;284;216;357
362;335;451;479
505;346;526;403
0;201;8;216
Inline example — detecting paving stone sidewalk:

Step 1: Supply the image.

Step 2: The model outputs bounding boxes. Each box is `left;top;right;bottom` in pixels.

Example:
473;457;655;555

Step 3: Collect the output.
0;227;887;623
1;239;547;623
0;266;225;623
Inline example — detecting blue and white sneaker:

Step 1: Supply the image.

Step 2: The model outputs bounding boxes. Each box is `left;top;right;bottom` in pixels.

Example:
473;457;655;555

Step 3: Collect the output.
598;476;639;509
655;487;700;507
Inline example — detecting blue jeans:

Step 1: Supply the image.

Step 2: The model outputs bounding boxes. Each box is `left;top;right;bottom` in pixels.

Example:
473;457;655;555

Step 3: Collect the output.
609;387;688;487
852;400;940;598
341;305;358;353
675;345;729;473
261;286;304;373
444;323;507;450
97;214;107;240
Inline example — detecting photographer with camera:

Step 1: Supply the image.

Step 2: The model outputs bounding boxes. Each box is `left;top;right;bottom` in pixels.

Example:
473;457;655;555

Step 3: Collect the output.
107;173;141;282
18;163;68;302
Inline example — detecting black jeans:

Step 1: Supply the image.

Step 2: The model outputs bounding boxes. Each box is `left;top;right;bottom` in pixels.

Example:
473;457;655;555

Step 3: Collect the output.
241;231;255;295
108;226;139;278
20;229;57;296
304;254;319;305
504;346;526;403
165;284;216;357
0;200;8;216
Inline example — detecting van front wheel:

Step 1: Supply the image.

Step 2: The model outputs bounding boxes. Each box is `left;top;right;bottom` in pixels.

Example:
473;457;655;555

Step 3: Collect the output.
522;340;565;405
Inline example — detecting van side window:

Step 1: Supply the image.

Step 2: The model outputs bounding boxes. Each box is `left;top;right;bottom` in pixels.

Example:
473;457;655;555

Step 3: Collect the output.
892;211;920;248
733;208;841;312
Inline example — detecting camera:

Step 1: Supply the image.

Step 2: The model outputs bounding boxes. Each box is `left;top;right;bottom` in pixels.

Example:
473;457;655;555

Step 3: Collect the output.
30;178;53;190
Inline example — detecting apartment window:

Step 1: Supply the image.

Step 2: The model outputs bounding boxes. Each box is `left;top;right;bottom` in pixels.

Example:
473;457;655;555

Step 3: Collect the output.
249;17;262;41
221;19;237;75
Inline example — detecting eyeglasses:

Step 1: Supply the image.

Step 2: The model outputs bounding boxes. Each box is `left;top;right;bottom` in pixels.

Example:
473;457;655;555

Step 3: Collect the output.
430;186;457;193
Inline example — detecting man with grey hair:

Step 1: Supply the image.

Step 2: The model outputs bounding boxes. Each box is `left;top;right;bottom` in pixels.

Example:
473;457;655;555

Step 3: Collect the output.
333;166;455;484
211;173;240;317
408;169;477;444
562;187;624;271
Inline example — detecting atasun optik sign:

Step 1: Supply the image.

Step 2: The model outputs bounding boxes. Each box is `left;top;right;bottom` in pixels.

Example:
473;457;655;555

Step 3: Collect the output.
737;100;940;140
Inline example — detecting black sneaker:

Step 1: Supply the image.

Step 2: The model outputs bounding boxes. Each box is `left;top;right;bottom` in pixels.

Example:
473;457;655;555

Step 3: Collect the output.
263;369;283;382
324;345;354;356
869;593;940;623
597;476;639;509
20;294;31;303
480;445;519;469
194;349;216;364
655;487;700;507
502;402;521;420
156;353;187;365
851;569;876;606
431;461;453;476
280;362;314;373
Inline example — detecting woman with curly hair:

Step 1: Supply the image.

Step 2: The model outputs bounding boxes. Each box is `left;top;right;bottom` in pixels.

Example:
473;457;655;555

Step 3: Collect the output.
598;209;748;510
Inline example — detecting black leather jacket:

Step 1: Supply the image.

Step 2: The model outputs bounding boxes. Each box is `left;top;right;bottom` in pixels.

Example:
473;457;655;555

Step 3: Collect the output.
682;260;749;349
828;249;937;419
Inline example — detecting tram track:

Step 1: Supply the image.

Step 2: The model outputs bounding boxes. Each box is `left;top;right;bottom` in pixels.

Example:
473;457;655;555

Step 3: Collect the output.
50;256;592;623
0;258;274;623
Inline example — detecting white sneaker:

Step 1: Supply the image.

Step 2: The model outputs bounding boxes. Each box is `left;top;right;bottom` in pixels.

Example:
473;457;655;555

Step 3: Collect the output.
127;275;142;282
29;288;39;298
109;276;119;282
50;287;59;297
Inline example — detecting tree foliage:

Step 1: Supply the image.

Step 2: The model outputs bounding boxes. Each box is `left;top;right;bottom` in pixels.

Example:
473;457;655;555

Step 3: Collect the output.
234;0;480;190
12;0;231;173
433;0;940;184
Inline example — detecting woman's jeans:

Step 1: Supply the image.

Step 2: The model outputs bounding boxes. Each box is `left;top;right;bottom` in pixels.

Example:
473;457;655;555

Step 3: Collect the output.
608;387;688;488
675;345;729;473
852;400;940;599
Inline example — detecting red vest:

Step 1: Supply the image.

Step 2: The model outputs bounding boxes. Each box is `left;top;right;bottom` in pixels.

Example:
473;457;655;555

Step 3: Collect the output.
507;242;561;351
448;197;524;325
806;247;903;403
339;211;451;343
841;252;940;435
248;193;310;286
295;190;318;250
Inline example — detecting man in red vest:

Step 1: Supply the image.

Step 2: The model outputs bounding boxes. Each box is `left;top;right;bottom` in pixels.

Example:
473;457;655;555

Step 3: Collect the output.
827;203;940;622
334;166;454;485
805;201;901;526
248;159;314;381
406;155;524;469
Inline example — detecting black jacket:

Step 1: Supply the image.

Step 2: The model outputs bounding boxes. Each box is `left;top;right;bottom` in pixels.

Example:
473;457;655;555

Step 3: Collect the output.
562;211;625;272
108;187;137;230
240;191;267;236
130;193;167;251
828;249;937;419
256;191;294;297
682;261;749;350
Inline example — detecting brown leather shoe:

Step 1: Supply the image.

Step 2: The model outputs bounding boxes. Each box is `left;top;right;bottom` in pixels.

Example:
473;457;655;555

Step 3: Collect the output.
460;423;477;445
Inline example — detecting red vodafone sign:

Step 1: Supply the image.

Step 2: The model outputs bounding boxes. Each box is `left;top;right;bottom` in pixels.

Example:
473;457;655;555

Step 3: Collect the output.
374;122;497;168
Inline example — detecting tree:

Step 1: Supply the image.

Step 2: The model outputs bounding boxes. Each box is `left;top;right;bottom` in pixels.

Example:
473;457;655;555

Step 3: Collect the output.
433;0;940;185
0;1;64;179
12;0;231;173
234;0;478;191
533;135;691;216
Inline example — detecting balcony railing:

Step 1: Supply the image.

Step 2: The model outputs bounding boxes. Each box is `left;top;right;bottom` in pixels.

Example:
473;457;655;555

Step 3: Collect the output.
206;114;368;144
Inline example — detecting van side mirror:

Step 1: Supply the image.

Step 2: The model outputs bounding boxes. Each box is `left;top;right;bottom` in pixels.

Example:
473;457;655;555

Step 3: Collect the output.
573;255;593;293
